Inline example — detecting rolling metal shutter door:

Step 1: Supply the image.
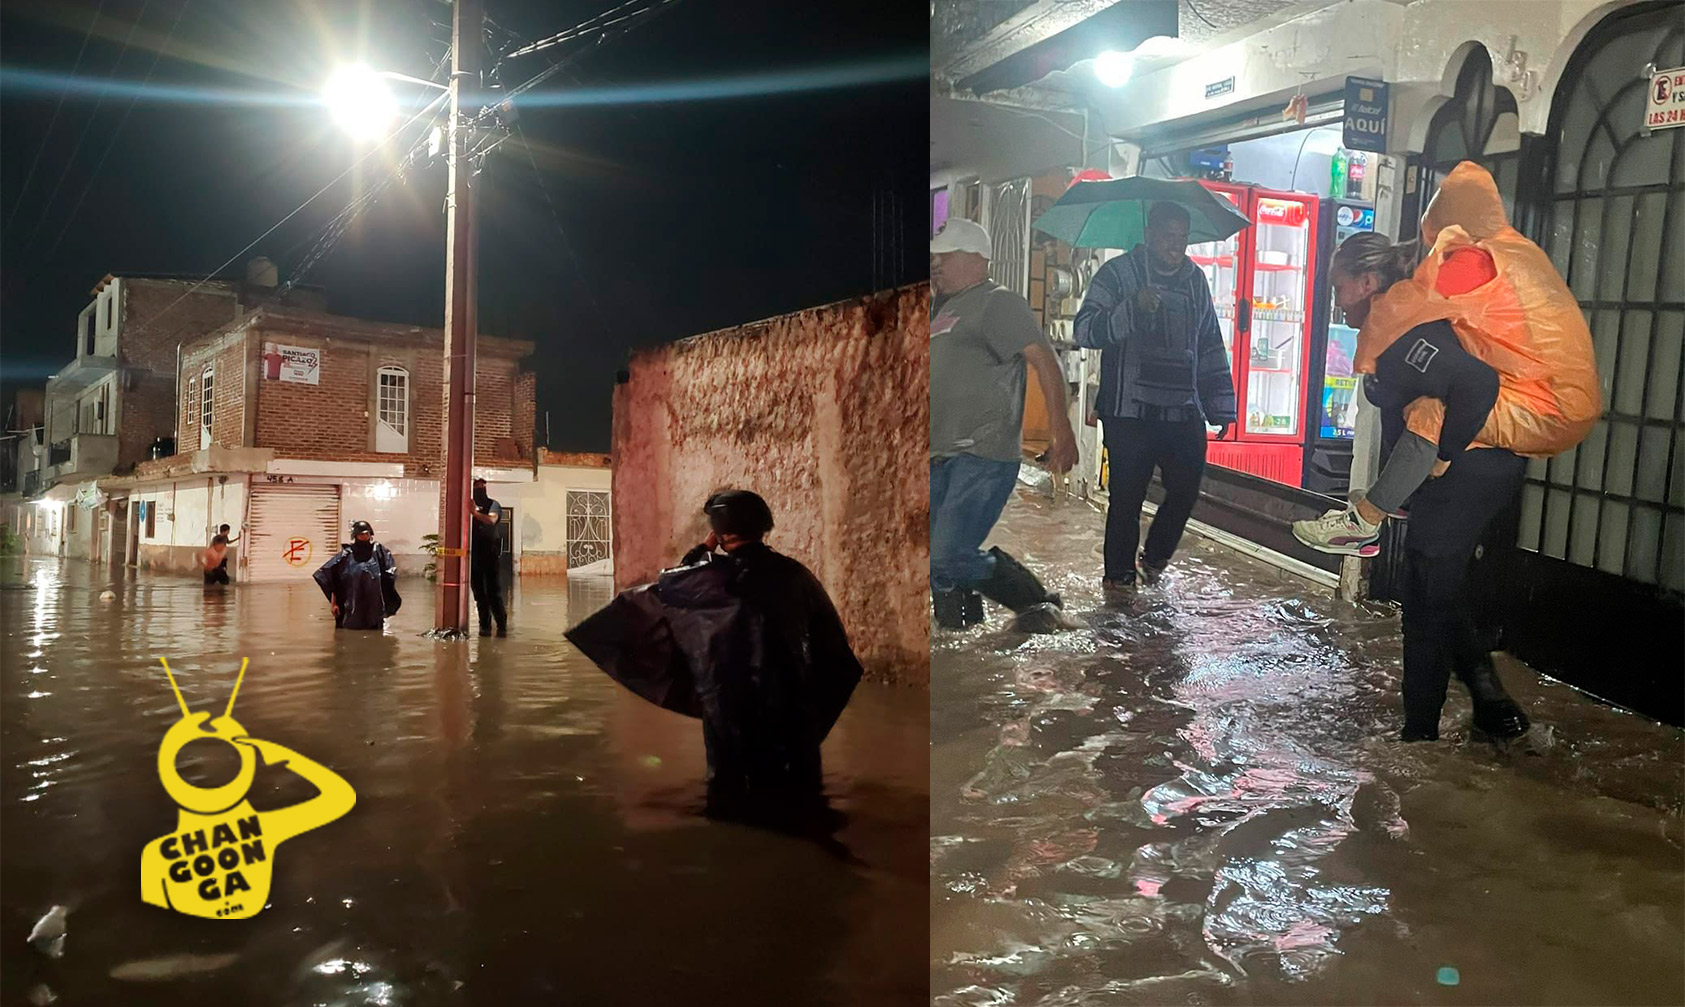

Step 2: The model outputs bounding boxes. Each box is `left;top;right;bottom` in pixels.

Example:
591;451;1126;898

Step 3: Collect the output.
247;484;341;583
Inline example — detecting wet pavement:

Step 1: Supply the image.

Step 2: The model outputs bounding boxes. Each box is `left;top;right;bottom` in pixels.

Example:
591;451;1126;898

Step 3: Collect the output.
932;486;1685;1007
2;559;928;1007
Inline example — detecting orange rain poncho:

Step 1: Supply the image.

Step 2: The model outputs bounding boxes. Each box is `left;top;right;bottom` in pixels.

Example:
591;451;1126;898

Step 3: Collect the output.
1354;161;1601;457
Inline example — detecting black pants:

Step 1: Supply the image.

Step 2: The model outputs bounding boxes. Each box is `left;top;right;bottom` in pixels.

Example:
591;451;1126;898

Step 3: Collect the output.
471;557;507;631
702;715;823;812
203;567;229;586
1102;417;1208;582
1398;449;1526;733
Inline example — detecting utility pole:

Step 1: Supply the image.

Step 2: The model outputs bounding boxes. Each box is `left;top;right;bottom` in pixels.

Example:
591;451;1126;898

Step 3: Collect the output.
436;0;482;635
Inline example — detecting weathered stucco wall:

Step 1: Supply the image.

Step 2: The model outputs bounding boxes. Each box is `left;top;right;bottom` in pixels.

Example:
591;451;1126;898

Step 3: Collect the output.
611;284;930;688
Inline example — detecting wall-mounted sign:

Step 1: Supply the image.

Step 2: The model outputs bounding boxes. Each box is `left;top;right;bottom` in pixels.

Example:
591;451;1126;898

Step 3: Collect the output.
262;343;320;385
1342;76;1390;152
1205;77;1236;99
1645;66;1685;132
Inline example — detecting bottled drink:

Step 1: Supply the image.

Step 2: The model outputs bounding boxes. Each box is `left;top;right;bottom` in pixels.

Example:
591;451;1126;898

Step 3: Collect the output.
1347;151;1367;200
1330;147;1348;200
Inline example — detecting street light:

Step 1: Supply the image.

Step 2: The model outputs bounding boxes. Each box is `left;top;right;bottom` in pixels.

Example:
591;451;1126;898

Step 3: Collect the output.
322;0;482;636
322;65;401;141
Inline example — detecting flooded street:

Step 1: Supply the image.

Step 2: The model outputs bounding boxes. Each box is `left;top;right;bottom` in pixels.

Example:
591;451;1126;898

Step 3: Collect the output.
932;487;1685;1006
2;560;928;1007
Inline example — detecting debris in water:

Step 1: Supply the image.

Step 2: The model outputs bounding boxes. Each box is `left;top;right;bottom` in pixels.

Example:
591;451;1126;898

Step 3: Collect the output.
1437;966;1461;986
99;590;116;603
26;905;67;959
640;755;662;768
109;952;240;982
26;984;56;1005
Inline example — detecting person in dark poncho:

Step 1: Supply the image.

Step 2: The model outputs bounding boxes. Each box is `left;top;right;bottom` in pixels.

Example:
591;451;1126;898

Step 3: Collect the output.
565;490;863;828
313;520;401;631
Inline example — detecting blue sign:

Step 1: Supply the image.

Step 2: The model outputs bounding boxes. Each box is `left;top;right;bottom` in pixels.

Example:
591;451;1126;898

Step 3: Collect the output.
1206;77;1236;99
1342;76;1389;152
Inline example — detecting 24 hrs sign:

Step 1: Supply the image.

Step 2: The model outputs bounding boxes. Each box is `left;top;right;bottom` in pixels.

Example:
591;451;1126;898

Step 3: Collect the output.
1646;67;1685;132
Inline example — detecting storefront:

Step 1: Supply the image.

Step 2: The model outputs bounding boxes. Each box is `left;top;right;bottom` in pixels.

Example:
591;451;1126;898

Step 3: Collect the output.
934;3;1681;715
1135;114;1382;496
1098;0;1682;720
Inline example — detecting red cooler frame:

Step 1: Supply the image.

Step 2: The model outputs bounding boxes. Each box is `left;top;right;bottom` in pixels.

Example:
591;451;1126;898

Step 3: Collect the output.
1187;182;1321;487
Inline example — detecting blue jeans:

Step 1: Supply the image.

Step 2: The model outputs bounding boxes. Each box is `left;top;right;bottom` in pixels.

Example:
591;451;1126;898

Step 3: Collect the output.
930;454;1021;593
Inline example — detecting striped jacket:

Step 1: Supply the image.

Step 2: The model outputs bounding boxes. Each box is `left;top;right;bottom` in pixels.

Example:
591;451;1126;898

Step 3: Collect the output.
1073;246;1238;425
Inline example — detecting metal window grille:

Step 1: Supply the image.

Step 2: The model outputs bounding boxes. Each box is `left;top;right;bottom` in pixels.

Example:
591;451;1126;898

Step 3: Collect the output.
565;490;611;568
1523;5;1684;592
986;178;1031;299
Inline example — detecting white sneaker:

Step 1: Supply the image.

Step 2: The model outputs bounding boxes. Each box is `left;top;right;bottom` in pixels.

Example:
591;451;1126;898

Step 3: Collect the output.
1293;507;1382;556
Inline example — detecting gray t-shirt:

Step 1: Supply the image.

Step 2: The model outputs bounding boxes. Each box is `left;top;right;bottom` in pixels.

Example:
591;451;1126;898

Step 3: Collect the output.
930;281;1053;462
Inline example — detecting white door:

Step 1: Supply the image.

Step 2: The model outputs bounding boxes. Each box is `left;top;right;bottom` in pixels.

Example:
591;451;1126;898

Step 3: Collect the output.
246;484;342;583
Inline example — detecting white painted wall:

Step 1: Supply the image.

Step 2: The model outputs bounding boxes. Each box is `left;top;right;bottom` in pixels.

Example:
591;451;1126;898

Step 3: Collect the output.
21;502;62;556
133;482;214;547
341;477;438;558
1084;1;1399;139
495;465;612;559
1086;0;1622;154
1391;0;1622;140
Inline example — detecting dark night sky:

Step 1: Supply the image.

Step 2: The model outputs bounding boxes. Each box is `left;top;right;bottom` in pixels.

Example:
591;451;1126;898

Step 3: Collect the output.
0;0;926;451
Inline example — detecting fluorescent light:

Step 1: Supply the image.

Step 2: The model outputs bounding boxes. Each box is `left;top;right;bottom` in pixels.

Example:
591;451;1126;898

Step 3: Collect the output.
1095;51;1134;88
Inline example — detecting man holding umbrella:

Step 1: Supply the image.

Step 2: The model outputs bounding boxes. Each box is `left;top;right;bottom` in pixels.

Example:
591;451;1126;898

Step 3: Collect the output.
1072;199;1238;591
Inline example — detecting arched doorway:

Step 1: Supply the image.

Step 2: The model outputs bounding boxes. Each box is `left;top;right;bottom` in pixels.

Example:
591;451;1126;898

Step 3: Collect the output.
1405;45;1527;234
1502;1;1684;723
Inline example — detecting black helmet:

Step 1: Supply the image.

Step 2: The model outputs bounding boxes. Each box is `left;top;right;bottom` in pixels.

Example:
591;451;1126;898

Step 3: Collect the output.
702;489;774;540
350;520;374;538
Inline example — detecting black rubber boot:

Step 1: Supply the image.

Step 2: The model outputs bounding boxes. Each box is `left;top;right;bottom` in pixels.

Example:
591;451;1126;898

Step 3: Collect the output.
1459;660;1529;740
1137;553;1168;586
977;548;1061;613
1400;722;1440;742
933;589;986;629
933;590;967;629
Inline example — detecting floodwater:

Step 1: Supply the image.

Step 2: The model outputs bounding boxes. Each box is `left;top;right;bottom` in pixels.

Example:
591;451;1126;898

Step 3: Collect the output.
2;559;928;1007
932;486;1685;1007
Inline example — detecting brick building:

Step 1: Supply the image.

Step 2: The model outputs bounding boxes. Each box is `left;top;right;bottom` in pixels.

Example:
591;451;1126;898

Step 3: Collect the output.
4;264;616;585
94;306;536;580
174;306;536;470
4;262;326;560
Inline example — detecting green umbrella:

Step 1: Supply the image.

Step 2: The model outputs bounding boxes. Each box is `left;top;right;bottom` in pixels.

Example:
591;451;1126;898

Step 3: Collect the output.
1032;176;1251;249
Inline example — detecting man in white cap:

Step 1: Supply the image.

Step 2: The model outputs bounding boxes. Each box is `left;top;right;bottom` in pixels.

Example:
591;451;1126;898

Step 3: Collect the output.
930;217;1078;631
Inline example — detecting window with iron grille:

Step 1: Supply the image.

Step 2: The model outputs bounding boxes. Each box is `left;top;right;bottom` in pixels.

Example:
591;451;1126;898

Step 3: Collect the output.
565;490;611;568
376;366;409;453
1521;5;1684;593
